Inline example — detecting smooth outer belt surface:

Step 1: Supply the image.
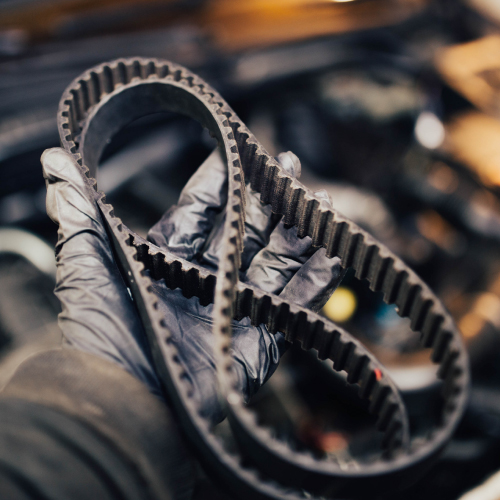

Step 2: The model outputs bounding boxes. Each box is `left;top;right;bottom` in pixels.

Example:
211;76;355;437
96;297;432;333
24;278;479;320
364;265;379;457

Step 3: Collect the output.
57;58;469;499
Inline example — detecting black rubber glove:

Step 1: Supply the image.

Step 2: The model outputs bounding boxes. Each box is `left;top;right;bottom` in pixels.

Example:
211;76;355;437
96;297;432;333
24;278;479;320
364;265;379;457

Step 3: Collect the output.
41;147;345;423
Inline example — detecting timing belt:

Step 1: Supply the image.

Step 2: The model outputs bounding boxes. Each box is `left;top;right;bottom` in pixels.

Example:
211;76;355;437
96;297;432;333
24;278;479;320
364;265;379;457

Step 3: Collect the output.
57;58;469;499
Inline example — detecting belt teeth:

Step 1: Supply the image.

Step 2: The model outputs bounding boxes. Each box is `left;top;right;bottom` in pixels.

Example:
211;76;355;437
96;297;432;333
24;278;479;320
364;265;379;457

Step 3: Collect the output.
443;368;462;401
358;366;377;400
395;279;419;318
66;93;78;131
368;252;391;293
421;311;444;348
437;346;459;381
264;301;278;334
283;186;302;227
431;330;452;364
131;59;142;80
274;302;291;335
235;287;252;321
100;65;114;94
310;208;331;247
144;60;156;79
340;231;362;269
114;61;128;85
309;320;327;356
69;88;81;124
287;310;308;344
384;268;404;306
353;242;375;280
200;274;216;307
260;162;277;205
75;79;90;119
297;197;317;239
326;219;347;258
250;293;269;327
167;260;183;290
57;57;469;499
369;385;391;415
346;354;368;385
296;316;313;349
88;71;101;105
332;340;354;372
410;295;432;332
270;176;290;214
156;62;170;79
377;399;398;433
382;418;403;451
182;268;200;299
249;151;266;189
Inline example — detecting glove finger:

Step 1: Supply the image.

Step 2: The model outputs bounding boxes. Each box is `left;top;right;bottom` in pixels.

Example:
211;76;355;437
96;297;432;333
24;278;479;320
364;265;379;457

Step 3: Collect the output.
279;187;345;311
147;148;227;261
42;148;163;398
240;151;301;270
279;251;345;313
150;278;285;424
42;148;100;243
244;189;331;294
199;151;301;271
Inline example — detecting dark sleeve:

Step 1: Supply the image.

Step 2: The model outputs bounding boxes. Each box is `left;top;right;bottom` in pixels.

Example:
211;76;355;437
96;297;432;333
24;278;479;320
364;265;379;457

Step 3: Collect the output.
0;349;196;500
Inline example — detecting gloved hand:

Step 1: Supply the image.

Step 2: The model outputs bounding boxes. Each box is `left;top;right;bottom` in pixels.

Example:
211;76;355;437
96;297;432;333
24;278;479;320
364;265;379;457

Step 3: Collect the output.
41;146;345;423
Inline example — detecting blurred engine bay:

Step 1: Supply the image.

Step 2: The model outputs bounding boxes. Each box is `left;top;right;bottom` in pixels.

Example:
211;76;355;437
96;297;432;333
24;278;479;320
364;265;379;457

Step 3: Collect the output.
2;1;500;499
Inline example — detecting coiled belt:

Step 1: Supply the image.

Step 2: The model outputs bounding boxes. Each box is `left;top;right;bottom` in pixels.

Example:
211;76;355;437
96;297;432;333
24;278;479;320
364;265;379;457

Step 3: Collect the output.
57;58;469;499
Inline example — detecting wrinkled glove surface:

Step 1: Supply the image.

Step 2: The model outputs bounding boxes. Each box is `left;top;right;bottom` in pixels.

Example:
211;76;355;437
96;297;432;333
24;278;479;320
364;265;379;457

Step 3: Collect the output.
42;147;345;423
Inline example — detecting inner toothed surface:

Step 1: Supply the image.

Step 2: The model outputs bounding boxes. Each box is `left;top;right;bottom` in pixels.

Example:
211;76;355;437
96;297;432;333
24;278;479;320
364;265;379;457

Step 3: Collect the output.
57;58;469;499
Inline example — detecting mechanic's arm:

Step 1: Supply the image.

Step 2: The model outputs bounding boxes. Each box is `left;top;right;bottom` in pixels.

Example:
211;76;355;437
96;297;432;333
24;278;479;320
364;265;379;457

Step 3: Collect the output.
0;147;344;500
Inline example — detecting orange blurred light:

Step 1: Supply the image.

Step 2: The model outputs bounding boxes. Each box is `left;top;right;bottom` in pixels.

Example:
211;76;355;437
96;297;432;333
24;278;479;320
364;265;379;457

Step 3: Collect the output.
444;111;500;188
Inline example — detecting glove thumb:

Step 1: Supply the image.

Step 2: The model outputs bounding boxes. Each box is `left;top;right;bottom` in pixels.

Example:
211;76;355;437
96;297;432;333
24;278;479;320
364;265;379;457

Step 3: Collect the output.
41;148;103;253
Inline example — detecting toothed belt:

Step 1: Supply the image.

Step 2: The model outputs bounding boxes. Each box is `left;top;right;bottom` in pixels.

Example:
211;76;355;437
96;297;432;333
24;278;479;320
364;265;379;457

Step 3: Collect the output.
57;58;469;500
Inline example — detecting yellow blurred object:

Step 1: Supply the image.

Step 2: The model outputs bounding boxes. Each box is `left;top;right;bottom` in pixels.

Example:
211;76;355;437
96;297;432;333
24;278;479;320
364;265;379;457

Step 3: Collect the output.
443;111;500;188
322;286;357;323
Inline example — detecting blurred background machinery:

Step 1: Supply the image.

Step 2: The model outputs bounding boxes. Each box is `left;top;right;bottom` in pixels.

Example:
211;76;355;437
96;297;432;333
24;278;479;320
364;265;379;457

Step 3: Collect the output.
2;0;500;498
